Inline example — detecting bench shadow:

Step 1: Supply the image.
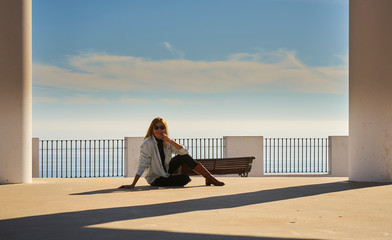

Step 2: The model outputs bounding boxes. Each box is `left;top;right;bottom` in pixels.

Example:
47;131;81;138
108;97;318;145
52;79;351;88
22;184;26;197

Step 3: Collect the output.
0;181;389;240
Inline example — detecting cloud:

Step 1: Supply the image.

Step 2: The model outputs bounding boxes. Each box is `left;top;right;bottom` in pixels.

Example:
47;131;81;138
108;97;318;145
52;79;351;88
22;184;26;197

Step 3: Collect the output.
228;49;290;64
334;54;349;65
119;97;150;104
163;42;185;59
161;98;210;105
33;96;60;103
161;98;185;105
33;49;348;94
118;97;210;105
65;94;110;104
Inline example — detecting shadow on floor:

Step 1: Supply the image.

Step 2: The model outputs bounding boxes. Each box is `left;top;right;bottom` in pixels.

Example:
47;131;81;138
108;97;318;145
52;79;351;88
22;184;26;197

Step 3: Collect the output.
0;181;389;240
71;184;207;195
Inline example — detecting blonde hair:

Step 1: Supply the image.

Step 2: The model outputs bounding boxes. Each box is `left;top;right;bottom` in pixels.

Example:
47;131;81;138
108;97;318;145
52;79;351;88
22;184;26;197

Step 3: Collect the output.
144;117;169;139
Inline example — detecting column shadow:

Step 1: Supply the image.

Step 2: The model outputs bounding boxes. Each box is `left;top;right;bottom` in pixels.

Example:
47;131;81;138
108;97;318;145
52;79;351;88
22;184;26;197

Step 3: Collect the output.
0;181;389;240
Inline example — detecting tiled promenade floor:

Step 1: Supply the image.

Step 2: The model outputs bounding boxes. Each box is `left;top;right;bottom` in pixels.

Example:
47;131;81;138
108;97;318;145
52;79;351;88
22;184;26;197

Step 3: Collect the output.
1;177;391;240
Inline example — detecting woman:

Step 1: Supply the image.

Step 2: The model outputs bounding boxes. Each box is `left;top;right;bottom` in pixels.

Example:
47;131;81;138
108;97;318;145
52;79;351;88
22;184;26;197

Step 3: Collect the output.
119;117;224;188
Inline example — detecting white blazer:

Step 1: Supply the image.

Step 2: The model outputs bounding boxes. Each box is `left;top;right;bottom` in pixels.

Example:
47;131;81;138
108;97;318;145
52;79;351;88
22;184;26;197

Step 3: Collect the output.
136;136;189;184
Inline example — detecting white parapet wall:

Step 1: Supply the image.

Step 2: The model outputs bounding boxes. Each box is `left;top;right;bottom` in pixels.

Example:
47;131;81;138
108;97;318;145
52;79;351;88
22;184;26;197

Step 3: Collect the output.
223;136;264;177
124;137;144;177
328;136;348;177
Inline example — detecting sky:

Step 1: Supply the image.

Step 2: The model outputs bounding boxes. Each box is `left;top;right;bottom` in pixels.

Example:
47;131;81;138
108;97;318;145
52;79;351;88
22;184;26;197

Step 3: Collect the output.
32;0;349;139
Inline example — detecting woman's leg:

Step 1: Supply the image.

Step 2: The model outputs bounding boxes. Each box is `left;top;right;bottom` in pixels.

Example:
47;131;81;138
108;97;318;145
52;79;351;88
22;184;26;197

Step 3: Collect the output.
149;155;196;187
151;174;191;187
193;163;225;186
169;154;224;186
168;154;198;174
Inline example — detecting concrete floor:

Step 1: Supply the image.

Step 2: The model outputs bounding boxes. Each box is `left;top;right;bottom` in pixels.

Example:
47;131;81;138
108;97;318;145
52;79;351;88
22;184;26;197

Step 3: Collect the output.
1;177;392;240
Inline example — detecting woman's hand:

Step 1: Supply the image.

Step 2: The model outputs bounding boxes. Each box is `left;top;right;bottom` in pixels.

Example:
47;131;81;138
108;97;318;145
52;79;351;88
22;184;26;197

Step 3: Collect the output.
119;174;140;189
161;133;171;142
162;133;183;150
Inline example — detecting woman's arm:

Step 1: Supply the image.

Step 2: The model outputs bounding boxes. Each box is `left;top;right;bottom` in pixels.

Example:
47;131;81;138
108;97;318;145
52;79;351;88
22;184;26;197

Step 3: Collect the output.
119;140;151;189
161;133;182;150
119;174;141;189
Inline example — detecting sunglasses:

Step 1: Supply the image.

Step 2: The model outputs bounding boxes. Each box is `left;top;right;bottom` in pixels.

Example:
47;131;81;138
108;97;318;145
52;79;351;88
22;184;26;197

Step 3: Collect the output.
153;125;166;130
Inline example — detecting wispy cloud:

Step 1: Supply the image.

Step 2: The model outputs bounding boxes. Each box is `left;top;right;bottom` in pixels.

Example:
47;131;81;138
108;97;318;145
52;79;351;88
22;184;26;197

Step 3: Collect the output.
65;94;110;104
119;97;210;105
228;49;290;63
33;49;348;94
119;97;150;104
33;96;60;103
161;98;185;105
334;54;349;65
163;42;185;59
161;98;210;105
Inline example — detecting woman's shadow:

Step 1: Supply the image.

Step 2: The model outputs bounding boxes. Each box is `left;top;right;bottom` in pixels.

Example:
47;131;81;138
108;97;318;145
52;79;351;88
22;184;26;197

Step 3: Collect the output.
71;184;206;195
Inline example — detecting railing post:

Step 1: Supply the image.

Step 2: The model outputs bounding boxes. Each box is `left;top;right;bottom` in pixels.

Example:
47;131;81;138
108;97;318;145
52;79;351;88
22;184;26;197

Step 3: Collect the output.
328;136;349;177
124;137;144;177
223;136;264;176
32;138;39;178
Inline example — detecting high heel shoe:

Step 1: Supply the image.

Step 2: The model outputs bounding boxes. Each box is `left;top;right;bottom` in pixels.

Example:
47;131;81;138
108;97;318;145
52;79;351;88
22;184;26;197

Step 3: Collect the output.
205;179;225;186
193;163;225;186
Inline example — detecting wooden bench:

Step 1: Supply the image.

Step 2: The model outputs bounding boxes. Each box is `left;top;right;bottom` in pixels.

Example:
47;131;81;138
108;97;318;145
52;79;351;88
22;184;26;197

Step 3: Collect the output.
178;156;255;177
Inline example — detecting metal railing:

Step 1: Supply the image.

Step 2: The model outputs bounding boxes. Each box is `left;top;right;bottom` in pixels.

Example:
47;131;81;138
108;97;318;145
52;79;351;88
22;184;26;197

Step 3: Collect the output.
264;138;329;174
174;138;223;159
39;138;221;178
39;139;124;178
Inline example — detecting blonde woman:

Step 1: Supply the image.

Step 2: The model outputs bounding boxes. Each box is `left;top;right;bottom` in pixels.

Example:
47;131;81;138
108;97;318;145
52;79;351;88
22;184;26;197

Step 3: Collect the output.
119;117;224;188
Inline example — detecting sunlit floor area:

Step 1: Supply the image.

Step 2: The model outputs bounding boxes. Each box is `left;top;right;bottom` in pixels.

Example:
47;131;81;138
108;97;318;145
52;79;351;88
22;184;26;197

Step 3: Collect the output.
1;177;392;240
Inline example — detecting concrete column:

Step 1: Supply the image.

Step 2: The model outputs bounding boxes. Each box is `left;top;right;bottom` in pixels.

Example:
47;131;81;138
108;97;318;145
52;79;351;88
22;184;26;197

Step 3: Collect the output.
223;136;263;177
124;137;144;177
349;0;392;181
0;0;32;183
328;136;348;177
